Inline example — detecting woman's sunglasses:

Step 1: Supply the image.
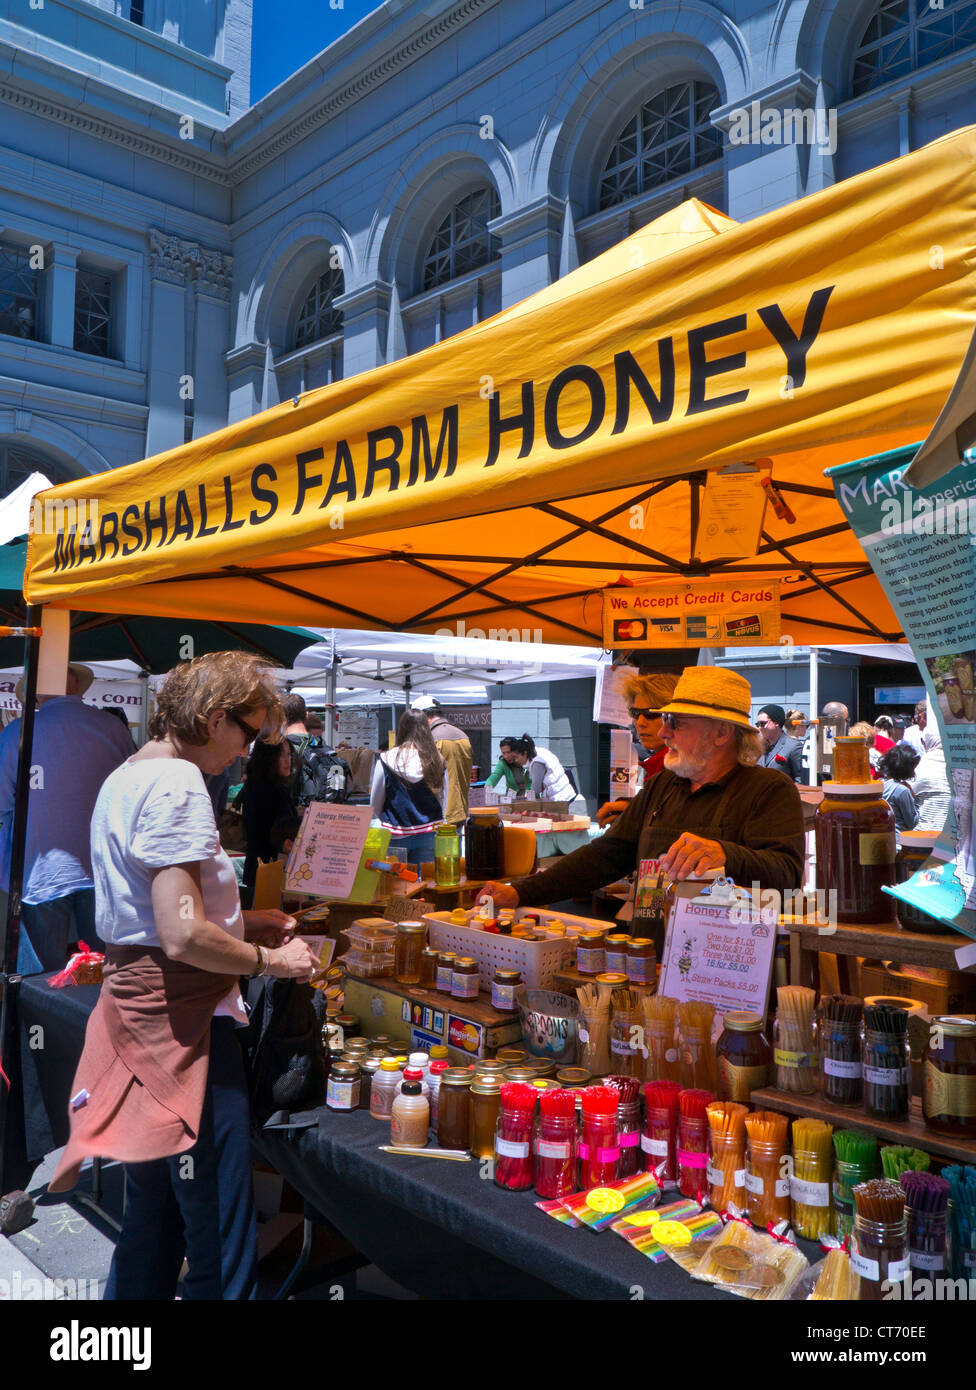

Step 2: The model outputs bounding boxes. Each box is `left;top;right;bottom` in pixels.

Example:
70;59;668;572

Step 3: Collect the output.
628;706;661;721
226;709;264;742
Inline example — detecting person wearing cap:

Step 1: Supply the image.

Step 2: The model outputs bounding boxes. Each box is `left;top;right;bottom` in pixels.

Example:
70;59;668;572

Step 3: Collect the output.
755;704;805;783
481;668;804;934
596;671;678;827
0;662;135;973
410;696;472;826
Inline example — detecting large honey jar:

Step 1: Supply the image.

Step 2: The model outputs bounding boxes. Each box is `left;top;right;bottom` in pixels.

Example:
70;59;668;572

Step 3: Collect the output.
814;782;896;925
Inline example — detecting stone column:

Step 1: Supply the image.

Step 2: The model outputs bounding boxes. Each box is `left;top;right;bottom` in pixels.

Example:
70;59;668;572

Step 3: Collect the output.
46;243;79;351
145;229;191;457
335;280;389;377
489;194;563;308
189;246;233;437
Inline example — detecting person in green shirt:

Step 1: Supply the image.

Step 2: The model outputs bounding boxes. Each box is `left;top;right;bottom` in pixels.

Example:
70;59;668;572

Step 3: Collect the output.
485;737;530;795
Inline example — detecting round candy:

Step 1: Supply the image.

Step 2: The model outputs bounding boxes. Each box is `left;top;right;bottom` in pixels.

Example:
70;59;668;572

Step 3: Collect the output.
585;1188;626;1214
652;1220;693;1247
619;1210;660;1228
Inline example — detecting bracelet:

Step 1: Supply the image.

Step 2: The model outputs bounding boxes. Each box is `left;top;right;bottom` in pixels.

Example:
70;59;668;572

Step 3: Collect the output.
249;941;263;979
260;946;272;978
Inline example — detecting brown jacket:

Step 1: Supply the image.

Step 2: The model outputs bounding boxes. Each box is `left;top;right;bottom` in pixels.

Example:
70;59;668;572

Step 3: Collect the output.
49;947;236;1193
429;719;473;824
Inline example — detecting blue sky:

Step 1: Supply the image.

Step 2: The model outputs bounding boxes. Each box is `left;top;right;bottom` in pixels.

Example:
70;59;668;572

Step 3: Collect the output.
251;1;377;102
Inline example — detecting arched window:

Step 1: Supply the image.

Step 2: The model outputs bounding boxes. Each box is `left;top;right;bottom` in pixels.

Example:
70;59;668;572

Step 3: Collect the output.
421;187;501;291
293;261;344;351
852;0;976;97
599;81;722;211
0;442;76;492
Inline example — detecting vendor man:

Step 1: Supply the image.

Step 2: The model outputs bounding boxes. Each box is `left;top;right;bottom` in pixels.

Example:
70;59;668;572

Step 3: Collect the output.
483;668;804;939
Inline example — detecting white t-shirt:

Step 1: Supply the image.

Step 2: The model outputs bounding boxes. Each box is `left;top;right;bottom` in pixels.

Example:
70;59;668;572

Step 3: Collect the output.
91;756;246;1021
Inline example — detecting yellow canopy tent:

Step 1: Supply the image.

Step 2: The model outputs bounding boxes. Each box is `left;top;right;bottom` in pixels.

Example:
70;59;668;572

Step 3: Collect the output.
22;125;976;647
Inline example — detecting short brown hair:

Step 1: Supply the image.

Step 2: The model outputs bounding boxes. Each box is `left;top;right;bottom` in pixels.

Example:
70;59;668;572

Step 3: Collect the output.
149;651;284;746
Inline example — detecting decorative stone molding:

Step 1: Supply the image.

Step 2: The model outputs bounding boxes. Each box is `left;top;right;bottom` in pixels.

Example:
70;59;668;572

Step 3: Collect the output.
710;71;819;133
228;0;496;181
148;230;233;297
0;82;231;184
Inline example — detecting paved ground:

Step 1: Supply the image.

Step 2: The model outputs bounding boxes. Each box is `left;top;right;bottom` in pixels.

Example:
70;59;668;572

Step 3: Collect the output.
3;1149;415;1301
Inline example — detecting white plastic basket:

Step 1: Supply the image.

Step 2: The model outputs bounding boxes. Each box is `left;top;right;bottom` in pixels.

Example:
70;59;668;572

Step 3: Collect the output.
423;908;606;991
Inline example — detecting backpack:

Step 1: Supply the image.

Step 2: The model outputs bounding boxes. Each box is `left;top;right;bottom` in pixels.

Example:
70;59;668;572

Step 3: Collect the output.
286;734;351;806
242;977;327;1126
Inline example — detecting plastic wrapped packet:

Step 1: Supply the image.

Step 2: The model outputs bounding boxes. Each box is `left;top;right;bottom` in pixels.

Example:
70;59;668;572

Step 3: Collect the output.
654;1221;725;1277
690;1219;809;1300
610;1202;722;1263
796;1248;857;1301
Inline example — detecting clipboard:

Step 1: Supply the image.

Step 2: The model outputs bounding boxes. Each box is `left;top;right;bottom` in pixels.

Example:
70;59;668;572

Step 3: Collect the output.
659;875;780;1021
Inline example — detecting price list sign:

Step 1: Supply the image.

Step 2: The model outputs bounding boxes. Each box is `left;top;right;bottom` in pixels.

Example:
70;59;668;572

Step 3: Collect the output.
660;891;778;1019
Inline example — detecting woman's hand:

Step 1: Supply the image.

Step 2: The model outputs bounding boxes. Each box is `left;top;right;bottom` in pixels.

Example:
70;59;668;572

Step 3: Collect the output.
244;908;297;946
268;936;321;981
479;882;519;909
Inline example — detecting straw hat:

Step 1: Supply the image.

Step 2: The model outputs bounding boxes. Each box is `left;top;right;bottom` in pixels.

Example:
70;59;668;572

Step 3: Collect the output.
621;671;678;712
658;667;756;730
15;663;94;704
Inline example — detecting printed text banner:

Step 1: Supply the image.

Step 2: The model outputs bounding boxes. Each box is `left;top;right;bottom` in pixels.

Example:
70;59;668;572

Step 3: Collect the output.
603;580;780;649
21;129;976;648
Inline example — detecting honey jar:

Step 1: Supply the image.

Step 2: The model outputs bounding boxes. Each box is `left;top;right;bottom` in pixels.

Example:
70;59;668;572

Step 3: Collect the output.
814;782;896;925
923;1016;976;1138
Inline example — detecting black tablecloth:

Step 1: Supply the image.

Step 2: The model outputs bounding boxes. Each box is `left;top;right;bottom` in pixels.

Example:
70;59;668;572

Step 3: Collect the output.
253;1107;753;1301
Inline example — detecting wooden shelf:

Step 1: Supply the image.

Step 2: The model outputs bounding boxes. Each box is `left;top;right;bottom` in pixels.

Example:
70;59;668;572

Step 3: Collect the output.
751;1087;976;1166
786;919;975;972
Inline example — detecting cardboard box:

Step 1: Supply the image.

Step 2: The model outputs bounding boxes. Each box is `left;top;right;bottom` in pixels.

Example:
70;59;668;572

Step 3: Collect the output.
858;960;976;1016
341;976;522;1062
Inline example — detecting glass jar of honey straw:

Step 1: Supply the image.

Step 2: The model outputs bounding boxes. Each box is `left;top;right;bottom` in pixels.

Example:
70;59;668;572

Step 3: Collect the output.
832;736;870;783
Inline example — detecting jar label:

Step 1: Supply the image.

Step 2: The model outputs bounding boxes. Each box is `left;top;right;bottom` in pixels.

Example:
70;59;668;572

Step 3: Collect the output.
641;1136;668;1156
706;1163;722;1187
611;1037;638;1055
495;1137;529;1158
535;1139;571;1159
620;1131;639;1148
491;984;517;1010
627;961;654;983
910;1250;946;1272
824;1057;862;1079
436;967;453;991
774;1048;813;1069
735;1168;746;1186
452;977;479;1000
606;953;628;973
718;1057;769;1102
963;1250;976;1269
864;1065;910;1086
775;1178;790;1198
326;1077;358;1110
676;1149;707;1169
577;948;605;970
859;831;896;867
850;1245;880;1282
887;1257;911;1283
790;1176;830;1207
578;1026;590;1043
744;1171;764;1195
924;1060;976;1118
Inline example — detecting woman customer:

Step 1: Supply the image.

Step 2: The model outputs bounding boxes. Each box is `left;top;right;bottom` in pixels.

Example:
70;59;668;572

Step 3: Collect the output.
485;736;530;796
596;672;677;826
240;736;297;889
49;652;319;1300
370;709;449;866
877;741;920;834
509;733;576;801
911;727;952;834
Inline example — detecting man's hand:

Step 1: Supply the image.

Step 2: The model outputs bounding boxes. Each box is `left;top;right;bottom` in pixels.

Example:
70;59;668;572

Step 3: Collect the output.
596;799;629;828
244;908;297;946
658;834;726;881
478;882;519;909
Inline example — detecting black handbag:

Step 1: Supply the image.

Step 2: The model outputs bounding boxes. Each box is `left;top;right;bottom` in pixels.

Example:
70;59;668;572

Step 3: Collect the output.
243;977;327;1126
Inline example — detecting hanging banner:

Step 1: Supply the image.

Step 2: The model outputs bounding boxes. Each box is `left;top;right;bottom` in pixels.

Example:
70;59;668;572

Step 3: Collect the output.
829;444;976;941
602;580;780;649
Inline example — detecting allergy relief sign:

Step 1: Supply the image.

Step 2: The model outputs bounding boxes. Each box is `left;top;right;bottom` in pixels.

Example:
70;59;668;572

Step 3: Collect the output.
603;580;780;648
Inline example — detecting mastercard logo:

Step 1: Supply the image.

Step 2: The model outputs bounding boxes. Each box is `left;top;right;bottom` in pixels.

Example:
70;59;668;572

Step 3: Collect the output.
613;619;647;642
448;1019;481;1052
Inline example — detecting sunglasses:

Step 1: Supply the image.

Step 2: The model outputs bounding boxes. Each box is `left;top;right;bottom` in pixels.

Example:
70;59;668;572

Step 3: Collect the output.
660;712;694;730
226;709;264;743
628;707;661;721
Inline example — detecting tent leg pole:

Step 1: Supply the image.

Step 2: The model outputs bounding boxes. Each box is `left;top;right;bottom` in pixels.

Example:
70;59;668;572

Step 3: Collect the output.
0;605;41;1197
808;646;819;894
325;661;337;747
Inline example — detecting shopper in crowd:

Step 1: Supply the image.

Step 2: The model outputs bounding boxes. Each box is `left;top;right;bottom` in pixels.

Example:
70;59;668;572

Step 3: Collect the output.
282;691;350;805
0;662;134;973
508;733;576;801
486;737;531;796
49;652;319;1300
371;710;449;866
873;716;896;754
910;727;952;834
755;703;805;782
240;737;298;889
411;695;472;825
596;671;677;827
786;709;809;738
878;742;921;834
849;720;881;774
822;700;850;733
482;669;804;938
903;699;928;753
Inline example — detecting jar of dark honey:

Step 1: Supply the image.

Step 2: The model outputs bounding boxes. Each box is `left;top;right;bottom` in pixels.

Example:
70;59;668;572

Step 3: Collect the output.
894;831;944;934
716;1011;772;1102
437;1069;474;1149
814;782;897;925
923;1016;976;1138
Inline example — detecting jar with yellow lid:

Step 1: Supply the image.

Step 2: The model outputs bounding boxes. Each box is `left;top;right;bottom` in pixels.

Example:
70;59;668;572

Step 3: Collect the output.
504;1066;537;1083
437;1069;473;1149
605;934;630;974
626;938;656;985
923;1016;976;1138
470;1076;502;1158
496;1047;527;1066
451;956;481;1000
814;782;896;925
832;736;871;784
394;921;427;984
435;951;457;993
576;928;606;976
491;968;522;1011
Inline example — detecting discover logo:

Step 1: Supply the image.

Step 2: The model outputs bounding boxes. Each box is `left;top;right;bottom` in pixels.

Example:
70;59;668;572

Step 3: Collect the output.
50;1320;151;1371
